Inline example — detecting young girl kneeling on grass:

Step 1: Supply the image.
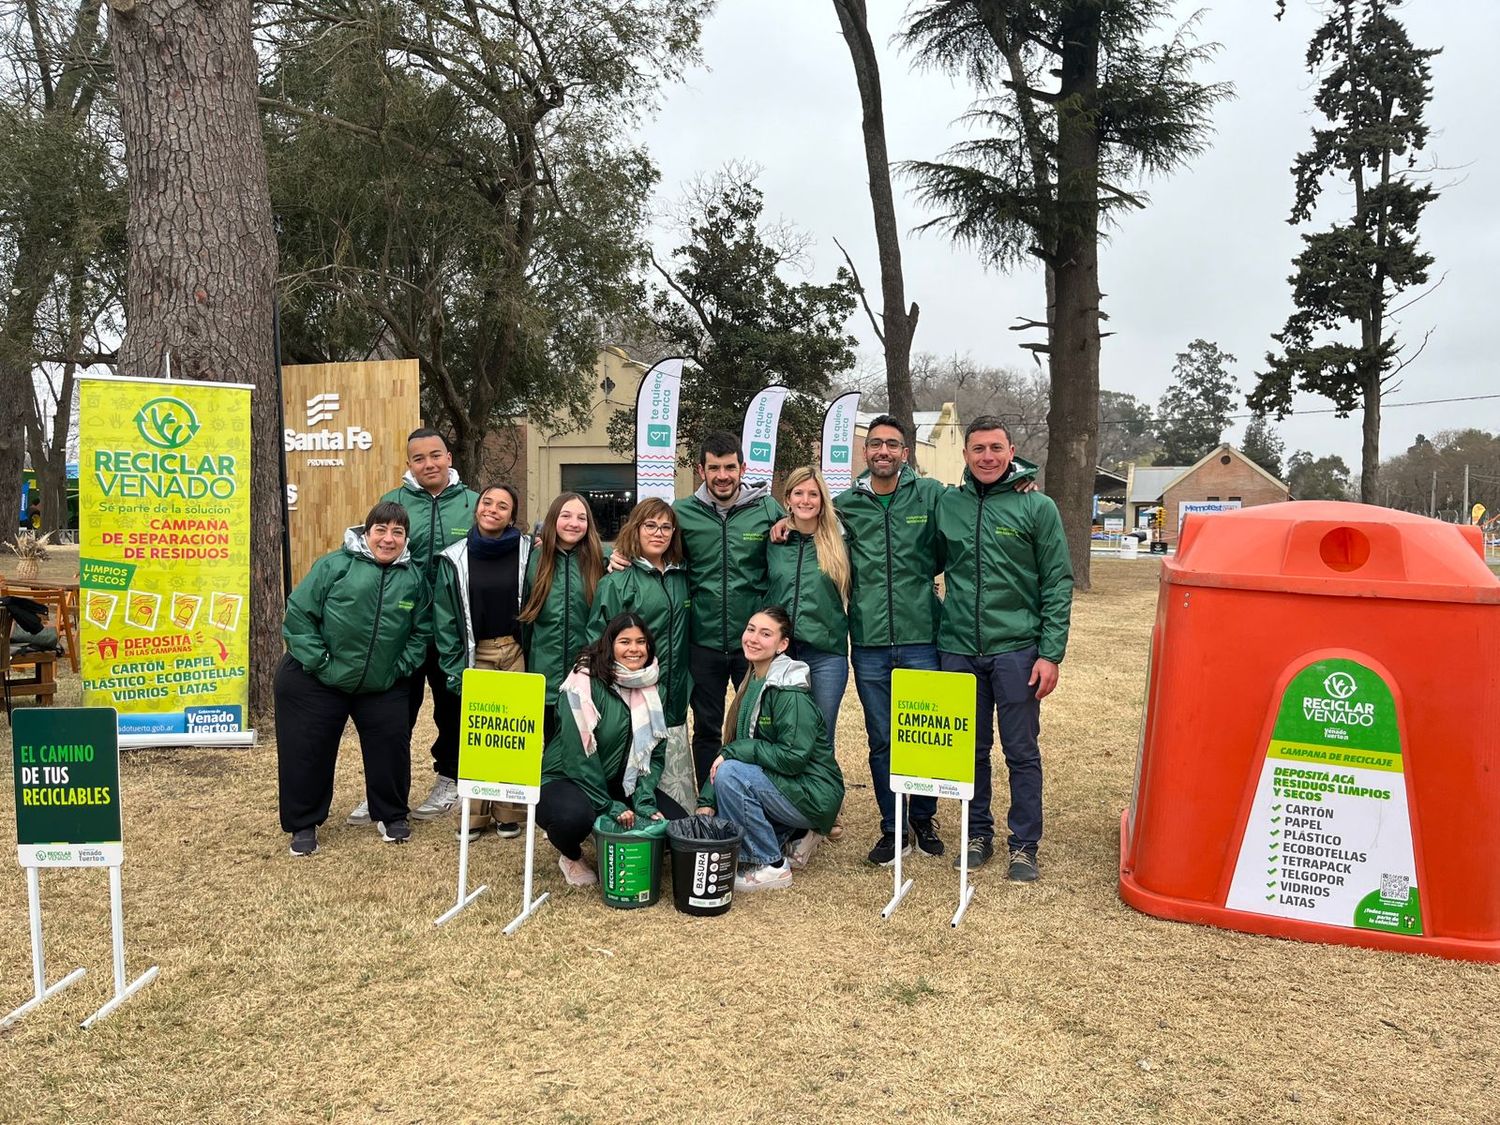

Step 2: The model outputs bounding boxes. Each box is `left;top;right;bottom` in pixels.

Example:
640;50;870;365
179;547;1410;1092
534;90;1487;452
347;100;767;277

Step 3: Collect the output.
537;612;691;886
697;607;845;892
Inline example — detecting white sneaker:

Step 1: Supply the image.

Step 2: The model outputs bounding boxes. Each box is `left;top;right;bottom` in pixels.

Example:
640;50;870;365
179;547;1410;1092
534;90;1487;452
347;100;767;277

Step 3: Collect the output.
558;855;598;886
345;800;371;826
411;775;459;820
783;831;824;871
734;860;793;892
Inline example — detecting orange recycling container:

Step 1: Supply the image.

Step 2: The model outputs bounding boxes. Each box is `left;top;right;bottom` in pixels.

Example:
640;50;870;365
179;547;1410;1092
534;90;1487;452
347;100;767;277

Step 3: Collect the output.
1119;501;1500;961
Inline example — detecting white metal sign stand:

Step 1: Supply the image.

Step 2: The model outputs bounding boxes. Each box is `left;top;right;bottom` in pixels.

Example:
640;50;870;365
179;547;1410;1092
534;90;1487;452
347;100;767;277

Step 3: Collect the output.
2;868;86;1029
881;783;977;928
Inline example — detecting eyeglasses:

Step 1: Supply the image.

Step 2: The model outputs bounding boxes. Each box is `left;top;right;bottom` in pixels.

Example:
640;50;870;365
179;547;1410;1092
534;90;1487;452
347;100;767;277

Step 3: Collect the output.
641;521;675;534
866;438;905;450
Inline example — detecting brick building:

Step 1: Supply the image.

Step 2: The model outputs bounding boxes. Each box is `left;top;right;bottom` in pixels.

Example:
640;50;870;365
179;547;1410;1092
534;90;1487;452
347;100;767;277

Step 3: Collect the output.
1124;444;1289;543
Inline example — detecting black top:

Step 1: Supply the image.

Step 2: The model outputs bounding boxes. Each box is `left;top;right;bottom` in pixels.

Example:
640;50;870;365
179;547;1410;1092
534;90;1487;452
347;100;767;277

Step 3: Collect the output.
468;542;521;642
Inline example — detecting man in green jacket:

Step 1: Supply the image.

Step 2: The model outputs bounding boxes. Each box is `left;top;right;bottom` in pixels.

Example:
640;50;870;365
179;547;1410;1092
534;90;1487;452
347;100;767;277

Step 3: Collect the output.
935;416;1073;881
671;432;783;786
834;415;949;866
353;427;478;826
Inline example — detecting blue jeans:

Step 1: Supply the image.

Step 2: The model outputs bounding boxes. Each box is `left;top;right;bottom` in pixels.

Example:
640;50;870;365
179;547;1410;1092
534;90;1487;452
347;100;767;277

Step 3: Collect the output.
851;643;939;834
939;647;1042;851
713;760;814;865
792;641;848;748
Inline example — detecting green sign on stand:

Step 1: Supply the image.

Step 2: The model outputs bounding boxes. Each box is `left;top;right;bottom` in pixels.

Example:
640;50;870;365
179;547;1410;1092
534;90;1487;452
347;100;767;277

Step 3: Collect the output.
890;669;977;800
12;708;122;868
458;669;546;804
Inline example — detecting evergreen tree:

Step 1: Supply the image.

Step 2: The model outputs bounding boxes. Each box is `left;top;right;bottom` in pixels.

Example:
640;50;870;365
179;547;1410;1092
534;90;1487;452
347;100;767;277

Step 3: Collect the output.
1240;414;1286;479
1249;0;1439;504
1287;450;1352;501
1154;339;1237;466
898;0;1229;591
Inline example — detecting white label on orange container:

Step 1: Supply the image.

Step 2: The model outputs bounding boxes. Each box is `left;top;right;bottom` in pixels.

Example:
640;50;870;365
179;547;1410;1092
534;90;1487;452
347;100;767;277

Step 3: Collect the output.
1226;658;1422;934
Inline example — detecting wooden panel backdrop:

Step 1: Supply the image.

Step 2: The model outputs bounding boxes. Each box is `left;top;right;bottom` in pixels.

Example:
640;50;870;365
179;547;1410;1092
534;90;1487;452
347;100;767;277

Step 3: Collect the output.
282;360;420;584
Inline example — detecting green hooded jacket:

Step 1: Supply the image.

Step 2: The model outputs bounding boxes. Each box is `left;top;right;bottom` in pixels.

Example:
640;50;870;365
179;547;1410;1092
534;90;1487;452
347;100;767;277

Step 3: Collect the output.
833;465;945;647
586;559;691;727
381;470;478;583
282;527;432;694
697;655;845;833
674;481;784;653
934;463;1073;662
765;529;849;654
521;547;596;707
541;676;665;819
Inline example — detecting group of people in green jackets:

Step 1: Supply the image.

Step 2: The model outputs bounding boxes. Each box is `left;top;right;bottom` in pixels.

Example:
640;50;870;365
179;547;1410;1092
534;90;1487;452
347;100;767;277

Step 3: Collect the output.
275;413;1072;893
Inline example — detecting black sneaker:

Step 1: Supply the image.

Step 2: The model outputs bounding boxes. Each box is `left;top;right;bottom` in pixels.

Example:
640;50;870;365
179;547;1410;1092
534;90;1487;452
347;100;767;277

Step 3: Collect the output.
911;818;945;858
952;835;994;870
377;818;411;844
288;828;318;858
494;821;522;839
1007;848;1040;882
867;830;912;866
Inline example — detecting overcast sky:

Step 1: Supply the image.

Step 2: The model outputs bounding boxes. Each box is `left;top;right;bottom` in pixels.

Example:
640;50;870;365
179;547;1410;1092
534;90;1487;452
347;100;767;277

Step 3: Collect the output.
636;0;1499;471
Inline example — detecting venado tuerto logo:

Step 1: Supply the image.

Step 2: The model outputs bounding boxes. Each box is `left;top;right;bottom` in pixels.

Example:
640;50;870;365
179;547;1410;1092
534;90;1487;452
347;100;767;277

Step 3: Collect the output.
135;397;201;449
1323;671;1358;700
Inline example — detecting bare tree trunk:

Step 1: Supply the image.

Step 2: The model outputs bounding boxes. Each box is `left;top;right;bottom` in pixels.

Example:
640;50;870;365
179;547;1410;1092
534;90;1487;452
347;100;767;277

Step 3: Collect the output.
109;0;282;720
833;0;920;454
1043;3;1102;592
1;231;54;538
1360;370;1380;505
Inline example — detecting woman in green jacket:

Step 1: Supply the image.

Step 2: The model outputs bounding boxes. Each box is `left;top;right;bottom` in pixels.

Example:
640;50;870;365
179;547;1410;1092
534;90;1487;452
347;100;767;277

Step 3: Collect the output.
766;466;851;746
519;491;606;738
538;612;690;886
276;501;432;857
698;607;845;893
432;482;529;840
587;498;695;809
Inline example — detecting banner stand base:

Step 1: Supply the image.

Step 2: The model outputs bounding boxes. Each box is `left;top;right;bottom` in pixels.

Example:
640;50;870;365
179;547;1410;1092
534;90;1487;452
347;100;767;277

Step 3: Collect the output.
3;967;87;1030
503;806;548;936
950;884;977;928
434;799;488;927
502;892;550;936
3;867;87;1029
882;794;913;920
950;799;975;928
81;966;158;1029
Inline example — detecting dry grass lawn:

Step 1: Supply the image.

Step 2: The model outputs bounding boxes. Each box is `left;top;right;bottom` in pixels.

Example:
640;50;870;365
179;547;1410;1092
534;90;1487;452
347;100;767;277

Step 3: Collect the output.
2;554;1497;1123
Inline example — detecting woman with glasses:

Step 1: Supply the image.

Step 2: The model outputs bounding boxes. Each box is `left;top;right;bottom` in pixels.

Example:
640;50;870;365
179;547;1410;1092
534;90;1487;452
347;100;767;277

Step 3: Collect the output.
586;498;695;809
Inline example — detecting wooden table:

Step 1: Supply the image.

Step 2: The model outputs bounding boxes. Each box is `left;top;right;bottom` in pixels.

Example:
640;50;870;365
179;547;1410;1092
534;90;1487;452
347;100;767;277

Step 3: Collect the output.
2;578;80;673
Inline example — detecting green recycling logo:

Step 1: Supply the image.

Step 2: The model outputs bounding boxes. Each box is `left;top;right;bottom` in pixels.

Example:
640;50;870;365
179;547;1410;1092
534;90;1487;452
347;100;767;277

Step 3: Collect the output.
135;397;201;449
1323;671;1358;700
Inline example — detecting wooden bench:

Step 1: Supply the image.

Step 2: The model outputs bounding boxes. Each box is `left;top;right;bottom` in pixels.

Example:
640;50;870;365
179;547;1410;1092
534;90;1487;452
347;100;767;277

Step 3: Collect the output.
1;605;58;716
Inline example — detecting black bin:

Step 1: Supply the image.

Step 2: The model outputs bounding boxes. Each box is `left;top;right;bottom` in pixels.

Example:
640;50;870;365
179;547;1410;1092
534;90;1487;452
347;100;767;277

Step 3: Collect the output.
666;815;742;916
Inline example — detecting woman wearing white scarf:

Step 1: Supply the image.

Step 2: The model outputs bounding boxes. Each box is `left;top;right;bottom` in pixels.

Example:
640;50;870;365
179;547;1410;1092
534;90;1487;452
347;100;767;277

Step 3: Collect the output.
537;612;689;886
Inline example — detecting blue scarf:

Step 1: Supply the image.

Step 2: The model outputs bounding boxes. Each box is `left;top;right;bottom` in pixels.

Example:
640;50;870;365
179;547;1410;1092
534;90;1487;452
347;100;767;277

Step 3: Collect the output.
468;524;520;559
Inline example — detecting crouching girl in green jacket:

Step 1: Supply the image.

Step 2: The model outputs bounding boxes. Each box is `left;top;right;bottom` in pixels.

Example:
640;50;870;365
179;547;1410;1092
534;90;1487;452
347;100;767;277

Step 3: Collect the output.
538;612;691;886
698;606;845;893
276;502;432;857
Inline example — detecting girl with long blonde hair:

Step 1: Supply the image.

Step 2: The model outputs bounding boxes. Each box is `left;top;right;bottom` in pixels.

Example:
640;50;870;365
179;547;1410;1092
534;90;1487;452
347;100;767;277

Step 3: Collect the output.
767;467;851;753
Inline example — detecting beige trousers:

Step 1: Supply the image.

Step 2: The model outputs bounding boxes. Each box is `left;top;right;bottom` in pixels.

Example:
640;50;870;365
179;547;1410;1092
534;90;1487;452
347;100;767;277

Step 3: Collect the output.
471;638;526;825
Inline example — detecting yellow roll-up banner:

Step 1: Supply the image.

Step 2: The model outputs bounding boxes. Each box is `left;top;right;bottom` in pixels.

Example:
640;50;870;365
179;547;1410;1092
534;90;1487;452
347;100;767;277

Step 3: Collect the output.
78;376;253;736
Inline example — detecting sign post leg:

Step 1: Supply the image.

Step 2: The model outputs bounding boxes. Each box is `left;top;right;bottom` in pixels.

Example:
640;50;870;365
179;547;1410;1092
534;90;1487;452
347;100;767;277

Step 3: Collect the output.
950;798;977;928
881;792;914;920
434;796;488;927
503;802;549;935
81;865;158;1029
3;868;86;1029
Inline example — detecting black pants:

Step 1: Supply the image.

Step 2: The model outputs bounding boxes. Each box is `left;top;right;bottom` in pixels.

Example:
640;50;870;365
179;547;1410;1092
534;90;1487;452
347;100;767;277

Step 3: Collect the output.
688;643;748;786
275;655;411;832
536;778;689;861
407;642;461;779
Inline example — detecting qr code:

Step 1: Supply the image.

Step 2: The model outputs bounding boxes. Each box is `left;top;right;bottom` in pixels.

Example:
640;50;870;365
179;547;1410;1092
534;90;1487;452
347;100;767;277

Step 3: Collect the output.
1380;873;1411;904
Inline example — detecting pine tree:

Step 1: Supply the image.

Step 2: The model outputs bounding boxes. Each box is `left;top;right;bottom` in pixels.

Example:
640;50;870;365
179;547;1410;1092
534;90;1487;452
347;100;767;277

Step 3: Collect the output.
1249;0;1439;503
1240;415;1286;479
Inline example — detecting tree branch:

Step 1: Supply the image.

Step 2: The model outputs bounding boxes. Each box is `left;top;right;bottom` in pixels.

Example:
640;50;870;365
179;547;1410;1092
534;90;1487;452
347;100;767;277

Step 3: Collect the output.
832;235;884;346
